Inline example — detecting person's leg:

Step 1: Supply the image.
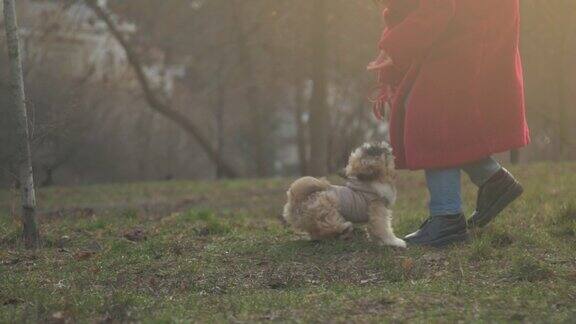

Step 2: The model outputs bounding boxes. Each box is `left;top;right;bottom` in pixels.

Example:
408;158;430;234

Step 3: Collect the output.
404;168;468;247
462;157;501;187
425;168;463;216
463;157;524;228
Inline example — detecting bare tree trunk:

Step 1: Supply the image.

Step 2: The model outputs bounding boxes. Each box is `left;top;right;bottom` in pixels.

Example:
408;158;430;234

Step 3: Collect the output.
214;73;227;179
3;0;40;248
307;0;330;176
84;0;239;178
294;80;308;175
136;111;153;179
41;165;55;187
229;2;271;177
555;18;571;161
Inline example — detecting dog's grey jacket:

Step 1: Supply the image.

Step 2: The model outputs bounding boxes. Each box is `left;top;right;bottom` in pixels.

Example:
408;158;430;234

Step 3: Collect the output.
329;179;395;223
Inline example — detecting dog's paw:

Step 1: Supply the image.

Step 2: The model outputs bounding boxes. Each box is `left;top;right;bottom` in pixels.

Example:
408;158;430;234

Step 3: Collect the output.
379;237;407;248
339;222;354;240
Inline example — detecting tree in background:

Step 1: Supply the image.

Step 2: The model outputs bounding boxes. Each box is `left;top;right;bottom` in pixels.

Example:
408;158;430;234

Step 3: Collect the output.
3;0;39;248
1;0;573;188
521;1;576;161
90;0;384;178
84;0;240;178
307;0;330;176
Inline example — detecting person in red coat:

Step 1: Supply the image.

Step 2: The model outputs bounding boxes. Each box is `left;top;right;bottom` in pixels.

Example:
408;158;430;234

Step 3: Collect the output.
368;0;530;247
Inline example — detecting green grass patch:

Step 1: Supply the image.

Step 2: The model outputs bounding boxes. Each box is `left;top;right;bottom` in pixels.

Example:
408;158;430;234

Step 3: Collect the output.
507;254;554;282
549;204;576;238
1;162;575;322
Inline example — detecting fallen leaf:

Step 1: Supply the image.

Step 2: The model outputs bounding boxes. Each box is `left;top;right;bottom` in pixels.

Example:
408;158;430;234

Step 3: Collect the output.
401;257;415;273
52;311;64;320
123;227;147;242
74;250;96;261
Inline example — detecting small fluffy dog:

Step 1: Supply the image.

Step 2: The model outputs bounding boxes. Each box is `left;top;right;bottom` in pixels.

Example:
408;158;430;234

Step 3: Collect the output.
283;142;406;248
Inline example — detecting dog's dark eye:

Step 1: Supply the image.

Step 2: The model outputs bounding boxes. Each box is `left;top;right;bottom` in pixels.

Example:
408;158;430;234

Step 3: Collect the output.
365;146;384;157
357;171;379;181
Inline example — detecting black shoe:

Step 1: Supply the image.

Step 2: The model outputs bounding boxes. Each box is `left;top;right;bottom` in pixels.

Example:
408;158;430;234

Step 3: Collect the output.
468;168;523;229
405;214;469;247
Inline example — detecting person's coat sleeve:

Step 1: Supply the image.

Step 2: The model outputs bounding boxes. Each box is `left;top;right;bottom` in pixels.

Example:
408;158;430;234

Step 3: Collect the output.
379;0;456;69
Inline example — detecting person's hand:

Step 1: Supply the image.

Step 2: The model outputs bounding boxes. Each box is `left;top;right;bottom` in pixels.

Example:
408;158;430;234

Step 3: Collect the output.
372;84;392;120
367;51;392;71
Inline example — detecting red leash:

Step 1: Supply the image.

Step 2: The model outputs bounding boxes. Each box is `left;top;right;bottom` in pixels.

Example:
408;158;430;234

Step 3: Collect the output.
369;83;393;121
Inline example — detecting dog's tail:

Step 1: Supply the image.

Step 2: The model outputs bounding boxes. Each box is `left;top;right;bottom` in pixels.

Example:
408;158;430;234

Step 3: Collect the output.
283;177;331;228
286;177;331;205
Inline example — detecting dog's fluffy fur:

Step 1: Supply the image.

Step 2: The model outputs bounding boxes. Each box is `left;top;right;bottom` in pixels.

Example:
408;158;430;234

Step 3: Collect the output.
283;142;406;248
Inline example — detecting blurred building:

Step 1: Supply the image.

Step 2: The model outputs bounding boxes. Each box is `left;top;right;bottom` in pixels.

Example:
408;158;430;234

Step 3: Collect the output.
1;0;184;95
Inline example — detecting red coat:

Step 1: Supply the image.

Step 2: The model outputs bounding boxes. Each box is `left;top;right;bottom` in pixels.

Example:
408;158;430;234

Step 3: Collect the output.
378;0;530;170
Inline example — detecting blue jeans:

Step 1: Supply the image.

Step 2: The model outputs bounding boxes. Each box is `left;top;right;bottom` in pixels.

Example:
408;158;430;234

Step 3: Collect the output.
426;157;501;216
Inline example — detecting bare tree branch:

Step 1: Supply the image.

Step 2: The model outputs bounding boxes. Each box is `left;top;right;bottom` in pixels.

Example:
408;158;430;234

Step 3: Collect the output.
83;0;239;178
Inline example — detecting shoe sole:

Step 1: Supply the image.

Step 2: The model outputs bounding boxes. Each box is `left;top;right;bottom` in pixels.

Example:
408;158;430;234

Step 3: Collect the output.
468;182;524;229
407;231;470;248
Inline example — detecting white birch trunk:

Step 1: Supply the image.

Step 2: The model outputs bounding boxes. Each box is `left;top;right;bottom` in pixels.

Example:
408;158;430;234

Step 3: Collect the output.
3;0;39;248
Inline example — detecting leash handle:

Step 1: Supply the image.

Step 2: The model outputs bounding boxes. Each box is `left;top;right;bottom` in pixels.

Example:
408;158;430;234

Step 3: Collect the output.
369;84;392;121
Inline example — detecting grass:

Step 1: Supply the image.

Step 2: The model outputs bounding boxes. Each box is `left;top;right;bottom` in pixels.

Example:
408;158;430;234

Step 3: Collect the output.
1;162;575;322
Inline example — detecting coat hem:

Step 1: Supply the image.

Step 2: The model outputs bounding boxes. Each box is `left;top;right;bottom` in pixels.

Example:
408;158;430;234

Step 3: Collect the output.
396;137;530;171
